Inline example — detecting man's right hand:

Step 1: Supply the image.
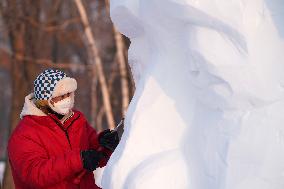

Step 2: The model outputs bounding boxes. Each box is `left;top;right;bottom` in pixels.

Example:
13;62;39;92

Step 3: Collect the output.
99;129;119;151
80;150;105;172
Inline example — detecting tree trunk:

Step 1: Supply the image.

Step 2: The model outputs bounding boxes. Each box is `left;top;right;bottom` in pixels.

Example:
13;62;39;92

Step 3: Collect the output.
90;65;98;127
74;0;115;129
105;0;130;116
114;29;129;116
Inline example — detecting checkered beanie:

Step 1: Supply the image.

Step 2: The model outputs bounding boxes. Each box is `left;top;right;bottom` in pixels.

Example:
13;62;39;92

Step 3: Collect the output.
34;69;67;100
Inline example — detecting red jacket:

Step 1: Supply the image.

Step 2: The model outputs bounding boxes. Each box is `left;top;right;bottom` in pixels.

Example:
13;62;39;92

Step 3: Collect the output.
8;109;111;189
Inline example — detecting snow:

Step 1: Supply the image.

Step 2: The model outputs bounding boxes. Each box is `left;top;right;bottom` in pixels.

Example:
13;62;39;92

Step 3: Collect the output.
94;167;105;188
102;0;284;189
0;162;5;186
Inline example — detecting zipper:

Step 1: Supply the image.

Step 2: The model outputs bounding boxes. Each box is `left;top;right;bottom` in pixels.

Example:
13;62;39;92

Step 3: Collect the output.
64;130;72;149
49;114;80;150
63;115;80;149
63;112;74;124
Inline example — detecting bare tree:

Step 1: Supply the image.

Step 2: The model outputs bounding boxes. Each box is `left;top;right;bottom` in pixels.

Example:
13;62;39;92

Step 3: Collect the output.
105;0;130;116
90;65;98;127
74;0;115;129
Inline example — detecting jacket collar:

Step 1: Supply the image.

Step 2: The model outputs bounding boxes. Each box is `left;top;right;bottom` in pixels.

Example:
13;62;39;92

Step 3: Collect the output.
20;93;46;119
48;111;80;130
21;93;82;130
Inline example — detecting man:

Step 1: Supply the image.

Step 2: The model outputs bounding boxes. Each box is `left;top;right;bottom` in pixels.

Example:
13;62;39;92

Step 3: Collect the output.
7;69;119;189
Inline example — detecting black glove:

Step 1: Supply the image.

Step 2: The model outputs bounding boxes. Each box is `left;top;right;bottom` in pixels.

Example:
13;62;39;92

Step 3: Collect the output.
99;129;119;151
80;150;105;172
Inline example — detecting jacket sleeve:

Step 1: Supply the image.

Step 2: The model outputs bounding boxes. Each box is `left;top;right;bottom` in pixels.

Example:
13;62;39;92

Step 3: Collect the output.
86;123;113;167
8;133;83;188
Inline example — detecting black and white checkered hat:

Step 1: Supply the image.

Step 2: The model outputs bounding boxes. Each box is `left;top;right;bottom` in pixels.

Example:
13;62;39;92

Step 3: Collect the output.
34;69;67;100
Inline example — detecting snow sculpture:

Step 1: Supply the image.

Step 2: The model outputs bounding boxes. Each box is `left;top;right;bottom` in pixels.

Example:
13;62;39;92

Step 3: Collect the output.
102;0;284;188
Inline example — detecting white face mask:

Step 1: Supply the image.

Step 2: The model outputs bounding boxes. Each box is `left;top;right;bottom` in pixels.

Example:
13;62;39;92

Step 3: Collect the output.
48;95;74;115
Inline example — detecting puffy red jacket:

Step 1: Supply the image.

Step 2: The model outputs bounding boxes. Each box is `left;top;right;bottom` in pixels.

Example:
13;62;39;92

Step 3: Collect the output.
8;99;111;189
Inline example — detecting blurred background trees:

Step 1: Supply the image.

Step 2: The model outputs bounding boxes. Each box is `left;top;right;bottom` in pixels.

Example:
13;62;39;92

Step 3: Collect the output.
0;0;133;188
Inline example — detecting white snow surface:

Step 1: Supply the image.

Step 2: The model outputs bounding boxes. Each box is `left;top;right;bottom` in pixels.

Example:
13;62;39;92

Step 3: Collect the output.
0;162;5;186
102;0;284;189
94;167;105;188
